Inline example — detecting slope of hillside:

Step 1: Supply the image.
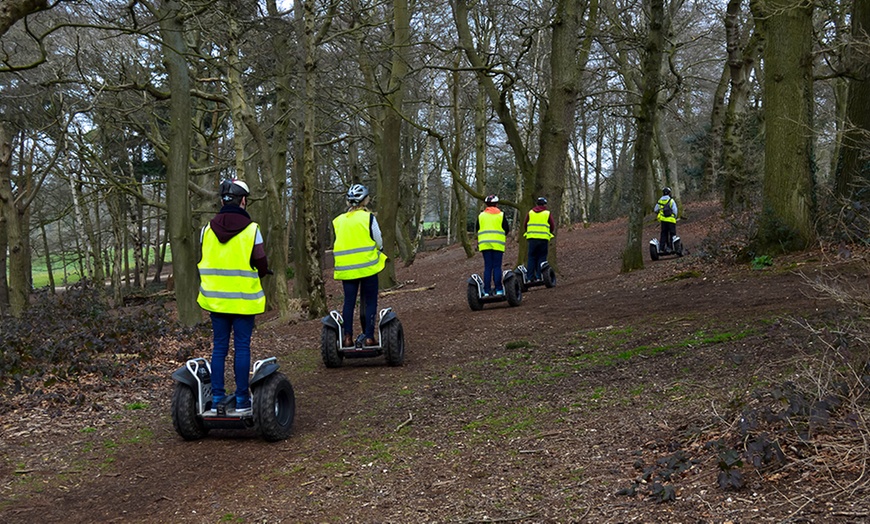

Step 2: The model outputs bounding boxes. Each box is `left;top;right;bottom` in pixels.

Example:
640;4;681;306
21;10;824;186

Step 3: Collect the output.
2;201;867;523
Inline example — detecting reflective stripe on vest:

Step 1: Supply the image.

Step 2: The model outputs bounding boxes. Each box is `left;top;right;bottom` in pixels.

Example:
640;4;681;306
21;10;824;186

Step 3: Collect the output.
332;210;387;280
477;211;506;252
197;222;265;315
657;197;677;223
524;209;553;240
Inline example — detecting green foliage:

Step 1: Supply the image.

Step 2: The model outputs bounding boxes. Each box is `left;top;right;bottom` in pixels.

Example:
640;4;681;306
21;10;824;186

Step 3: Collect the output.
505;340;533;350
750;255;773;270
124;402;148;410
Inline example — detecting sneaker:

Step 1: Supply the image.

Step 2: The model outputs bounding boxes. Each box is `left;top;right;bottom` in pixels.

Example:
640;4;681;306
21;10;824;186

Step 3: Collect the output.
495;289;505;296
233;398;252;415
483;291;490;297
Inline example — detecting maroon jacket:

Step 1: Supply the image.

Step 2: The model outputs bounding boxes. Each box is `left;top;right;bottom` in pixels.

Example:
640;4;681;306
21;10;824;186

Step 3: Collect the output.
207;205;270;277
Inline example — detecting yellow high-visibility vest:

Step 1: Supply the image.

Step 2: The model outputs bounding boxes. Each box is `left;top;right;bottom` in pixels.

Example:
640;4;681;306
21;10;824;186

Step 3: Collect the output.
524;209;553;240
332;209;386;280
197;222;265;315
657;197;677;223
477;210;506;252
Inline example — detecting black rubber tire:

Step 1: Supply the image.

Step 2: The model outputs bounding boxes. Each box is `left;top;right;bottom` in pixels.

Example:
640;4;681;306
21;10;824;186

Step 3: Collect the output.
506;276;522;307
384;319;405;367
253;372;296;442
649;242;659;261
467;283;483;311
171;383;208;441
321;325;343;368
674;239;683;257
514;268;529;292
543;265;556;288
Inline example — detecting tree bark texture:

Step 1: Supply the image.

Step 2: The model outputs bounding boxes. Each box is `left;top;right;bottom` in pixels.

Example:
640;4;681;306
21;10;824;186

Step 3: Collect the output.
758;0;815;251
622;0;664;273
0;122;27;316
300;0;327;317
0;0;46;37
158;0;200;325
835;0;870;200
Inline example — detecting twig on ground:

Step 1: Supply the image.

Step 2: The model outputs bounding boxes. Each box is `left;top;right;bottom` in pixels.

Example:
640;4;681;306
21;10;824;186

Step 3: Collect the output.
459;512;540;523
395;412;413;432
381;283;435;297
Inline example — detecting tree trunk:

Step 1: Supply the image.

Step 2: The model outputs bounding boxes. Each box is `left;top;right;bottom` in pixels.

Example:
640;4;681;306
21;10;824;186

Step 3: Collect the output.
375;0;410;289
450;65;474;258
299;0;327;317
0;0;46;37
722;1;760;211
756;0;815;252
622;0;665;273
158;0;200;325
0;211;8;314
0;123;28;316
835;0;870;200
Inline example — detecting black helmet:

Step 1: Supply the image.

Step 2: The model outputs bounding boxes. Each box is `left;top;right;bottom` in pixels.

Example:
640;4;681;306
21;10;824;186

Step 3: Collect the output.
220;179;250;202
484;194;499;205
536;197;548;206
346;183;369;205
662;187;671;196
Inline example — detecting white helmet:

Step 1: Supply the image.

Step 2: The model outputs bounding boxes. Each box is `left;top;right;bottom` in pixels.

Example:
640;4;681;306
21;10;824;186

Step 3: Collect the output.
346;184;369;205
220;179;250;201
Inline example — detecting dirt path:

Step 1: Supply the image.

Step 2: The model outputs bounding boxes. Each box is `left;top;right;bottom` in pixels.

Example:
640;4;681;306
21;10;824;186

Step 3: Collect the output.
2;201;864;523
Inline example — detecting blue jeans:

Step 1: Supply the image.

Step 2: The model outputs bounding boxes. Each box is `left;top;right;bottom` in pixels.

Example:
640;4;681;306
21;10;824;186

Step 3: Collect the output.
210;312;255;405
526;239;549;279
482;249;504;294
342;274;379;339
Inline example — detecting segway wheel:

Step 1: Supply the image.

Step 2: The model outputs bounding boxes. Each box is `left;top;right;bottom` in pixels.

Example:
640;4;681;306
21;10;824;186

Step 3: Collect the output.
171;383;208;441
467;283;483;311
253;372;296;442
543;265;556;288
674;239;683;257
649;242;659;261
514;268;529;292
506;276;522;307
321;325;343;368
383;319;405;367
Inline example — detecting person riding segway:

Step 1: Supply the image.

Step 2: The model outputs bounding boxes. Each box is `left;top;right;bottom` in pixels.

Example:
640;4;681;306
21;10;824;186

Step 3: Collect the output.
515;197;556;290
320;184;405;367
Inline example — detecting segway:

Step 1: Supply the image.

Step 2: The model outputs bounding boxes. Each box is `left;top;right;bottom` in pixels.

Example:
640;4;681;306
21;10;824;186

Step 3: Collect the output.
514;261;556;292
170;356;296;442
467;269;522;311
649;235;683;261
320;296;405;368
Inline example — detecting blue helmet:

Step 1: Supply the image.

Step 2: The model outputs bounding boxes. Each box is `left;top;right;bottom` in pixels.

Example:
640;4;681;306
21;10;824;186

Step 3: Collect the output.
346;184;369;205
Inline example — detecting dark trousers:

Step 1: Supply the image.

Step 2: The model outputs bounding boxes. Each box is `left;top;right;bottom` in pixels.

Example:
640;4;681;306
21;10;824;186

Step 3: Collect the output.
342;274;379;339
526;239;549;279
209;312;255;403
659;221;676;251
482;249;504;294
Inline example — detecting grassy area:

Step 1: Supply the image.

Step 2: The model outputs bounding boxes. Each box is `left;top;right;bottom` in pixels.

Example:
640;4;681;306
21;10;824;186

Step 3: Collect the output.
28;248;171;289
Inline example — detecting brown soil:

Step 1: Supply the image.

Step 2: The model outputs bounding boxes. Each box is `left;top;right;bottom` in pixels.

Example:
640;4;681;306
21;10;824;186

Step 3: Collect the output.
2;201;869;523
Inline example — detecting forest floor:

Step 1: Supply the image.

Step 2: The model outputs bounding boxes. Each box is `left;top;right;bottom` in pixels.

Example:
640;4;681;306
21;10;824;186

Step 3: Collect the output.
2;201;870;523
